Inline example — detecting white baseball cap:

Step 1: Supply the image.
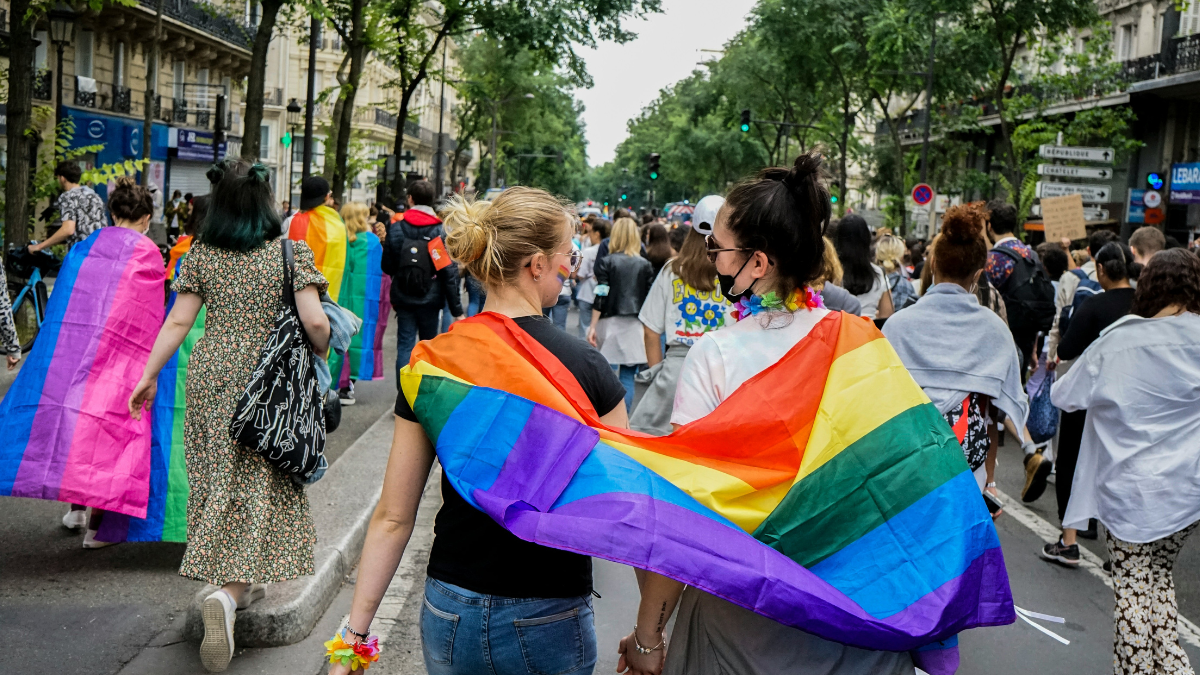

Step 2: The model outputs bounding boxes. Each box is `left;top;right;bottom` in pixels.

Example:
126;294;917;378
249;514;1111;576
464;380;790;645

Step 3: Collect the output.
691;195;725;236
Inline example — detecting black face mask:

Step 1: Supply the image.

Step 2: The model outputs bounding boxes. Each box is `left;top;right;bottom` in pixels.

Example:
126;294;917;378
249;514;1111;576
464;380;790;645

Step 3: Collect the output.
717;254;758;304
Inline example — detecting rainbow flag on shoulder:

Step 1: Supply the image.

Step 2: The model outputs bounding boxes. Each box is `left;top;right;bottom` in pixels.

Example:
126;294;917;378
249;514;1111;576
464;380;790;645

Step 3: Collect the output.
288;205;347;302
328;230;389;387
401;312;1014;674
0;228;164;517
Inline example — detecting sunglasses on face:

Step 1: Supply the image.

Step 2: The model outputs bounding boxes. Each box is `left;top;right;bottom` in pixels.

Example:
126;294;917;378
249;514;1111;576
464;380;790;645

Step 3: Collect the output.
704;234;754;263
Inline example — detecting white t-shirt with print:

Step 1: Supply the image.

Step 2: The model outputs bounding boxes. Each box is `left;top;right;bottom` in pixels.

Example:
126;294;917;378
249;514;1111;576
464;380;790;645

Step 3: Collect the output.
638;266;732;348
672;307;831;426
576;243;601;304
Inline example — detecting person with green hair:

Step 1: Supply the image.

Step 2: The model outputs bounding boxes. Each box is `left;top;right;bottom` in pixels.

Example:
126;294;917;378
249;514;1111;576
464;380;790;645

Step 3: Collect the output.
129;159;332;673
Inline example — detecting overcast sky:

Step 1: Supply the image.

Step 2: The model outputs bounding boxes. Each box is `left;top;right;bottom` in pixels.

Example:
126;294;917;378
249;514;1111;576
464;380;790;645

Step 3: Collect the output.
577;0;759;167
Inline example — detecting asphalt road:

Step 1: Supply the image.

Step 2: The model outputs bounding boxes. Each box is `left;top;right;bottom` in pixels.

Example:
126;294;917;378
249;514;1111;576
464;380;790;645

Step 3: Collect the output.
0;312;400;675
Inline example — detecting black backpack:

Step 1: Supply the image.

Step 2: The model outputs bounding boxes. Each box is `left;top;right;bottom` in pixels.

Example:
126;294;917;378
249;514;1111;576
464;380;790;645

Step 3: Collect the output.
991;245;1056;341
395;231;437;298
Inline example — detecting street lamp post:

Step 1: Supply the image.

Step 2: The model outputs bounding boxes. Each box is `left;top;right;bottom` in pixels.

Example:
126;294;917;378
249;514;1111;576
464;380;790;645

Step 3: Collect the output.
434;43;447;197
286;98;302;205
48;3;76;126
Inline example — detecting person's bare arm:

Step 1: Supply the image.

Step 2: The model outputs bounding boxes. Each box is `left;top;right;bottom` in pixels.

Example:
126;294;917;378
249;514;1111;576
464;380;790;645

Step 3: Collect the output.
30;220;76;252
294;285;331;353
618;573;685;675
329;417;436;675
876;281;895;319
644;326;663;367
129;293;203;418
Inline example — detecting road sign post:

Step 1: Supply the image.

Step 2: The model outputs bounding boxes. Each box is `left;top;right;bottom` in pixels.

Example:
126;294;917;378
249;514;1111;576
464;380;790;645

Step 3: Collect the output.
911;183;934;207
1036;181;1111;203
1036;164;1112;180
1038;145;1115;163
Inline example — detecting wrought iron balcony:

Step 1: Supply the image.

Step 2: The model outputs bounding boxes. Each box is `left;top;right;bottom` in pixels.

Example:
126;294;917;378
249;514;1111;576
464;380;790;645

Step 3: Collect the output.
32;69;52;101
75;83;97;108
172;98;188;124
1121;33;1200;84
112;85;132;114
137;0;251;50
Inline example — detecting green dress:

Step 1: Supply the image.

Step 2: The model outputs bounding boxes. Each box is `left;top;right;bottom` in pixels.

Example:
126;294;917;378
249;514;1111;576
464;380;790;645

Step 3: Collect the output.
171;239;327;584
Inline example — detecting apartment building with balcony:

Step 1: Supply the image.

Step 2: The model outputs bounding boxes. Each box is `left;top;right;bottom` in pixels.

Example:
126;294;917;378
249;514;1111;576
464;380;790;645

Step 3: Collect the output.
252;21;478;206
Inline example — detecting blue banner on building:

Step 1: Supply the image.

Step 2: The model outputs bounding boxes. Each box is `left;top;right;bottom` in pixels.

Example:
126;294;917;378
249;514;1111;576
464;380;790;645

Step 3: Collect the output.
173;129;227;162
1170;163;1200;205
1128;189;1146;224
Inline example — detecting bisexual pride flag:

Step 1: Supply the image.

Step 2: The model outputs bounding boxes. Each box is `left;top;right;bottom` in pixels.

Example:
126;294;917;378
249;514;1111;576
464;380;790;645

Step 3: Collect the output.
97;238;204;543
0;228;164;517
288;205;347;302
401;312;1014;674
328;231;389;388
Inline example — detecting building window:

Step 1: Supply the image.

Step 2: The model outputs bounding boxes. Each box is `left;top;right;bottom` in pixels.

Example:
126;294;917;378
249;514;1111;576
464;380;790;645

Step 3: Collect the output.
35;31;48;69
260;124;271;159
77;31;94;78
198;67;210;107
114;41;126;86
1184;1;1200;37
1118;24;1137;60
173;60;186;100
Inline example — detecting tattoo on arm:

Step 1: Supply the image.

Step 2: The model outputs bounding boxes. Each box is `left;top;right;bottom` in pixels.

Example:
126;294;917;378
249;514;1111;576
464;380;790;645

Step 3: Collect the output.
656;601;667;633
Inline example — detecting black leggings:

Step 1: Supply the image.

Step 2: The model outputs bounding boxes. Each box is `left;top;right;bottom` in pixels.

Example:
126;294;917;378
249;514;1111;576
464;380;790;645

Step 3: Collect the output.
1055;409;1087;523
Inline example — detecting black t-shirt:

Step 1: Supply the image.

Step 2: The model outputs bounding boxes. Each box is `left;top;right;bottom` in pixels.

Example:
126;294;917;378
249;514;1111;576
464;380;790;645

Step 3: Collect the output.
395;314;626;598
1057;287;1135;362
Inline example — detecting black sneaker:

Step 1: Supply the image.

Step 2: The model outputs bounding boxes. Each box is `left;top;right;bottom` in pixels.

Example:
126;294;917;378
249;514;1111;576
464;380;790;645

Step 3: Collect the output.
1078;518;1099;540
1040;539;1080;567
1022;450;1053;503
338;387;356;406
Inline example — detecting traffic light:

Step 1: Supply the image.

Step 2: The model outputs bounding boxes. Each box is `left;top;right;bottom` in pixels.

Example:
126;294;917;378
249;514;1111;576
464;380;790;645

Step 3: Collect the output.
603;201;609;206
830;181;841;204
648;153;661;181
740;109;751;133
621;192;628;201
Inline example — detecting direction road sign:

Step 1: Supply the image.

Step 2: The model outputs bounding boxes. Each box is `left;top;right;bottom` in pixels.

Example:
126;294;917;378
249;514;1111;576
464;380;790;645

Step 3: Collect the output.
1030;204;1109;221
1036;164;1112;180
911;183;934;206
1036;181;1111;202
1038;145;1115;163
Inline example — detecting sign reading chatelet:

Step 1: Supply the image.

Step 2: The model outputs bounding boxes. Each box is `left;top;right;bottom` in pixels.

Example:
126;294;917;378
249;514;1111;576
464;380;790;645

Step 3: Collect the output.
1038;144;1115;163
1040;194;1088;241
1036;181;1111;202
1036;164;1112;179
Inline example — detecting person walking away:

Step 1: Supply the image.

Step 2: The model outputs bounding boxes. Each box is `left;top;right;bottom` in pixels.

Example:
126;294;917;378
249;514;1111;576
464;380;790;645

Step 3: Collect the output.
625;153;913;675
575;220;608;336
329;202;391;406
165;189;189;240
330;187;627;675
1040;242;1134;568
0;178;164;546
815;236;862;314
28;161;107;254
128;161;330;672
288;176;348;302
642;222;673;278
876;233;917;310
1050;249;1200;675
883;204;1030;503
834;214;893;320
983;201;1056;375
631;195;731;435
380;179;463;381
1128;225;1165;282
588;217;654;410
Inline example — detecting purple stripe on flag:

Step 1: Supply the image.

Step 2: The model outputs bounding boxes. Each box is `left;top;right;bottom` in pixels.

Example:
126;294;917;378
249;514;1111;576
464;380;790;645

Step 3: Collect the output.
494;491;1012;652
10;232;128;498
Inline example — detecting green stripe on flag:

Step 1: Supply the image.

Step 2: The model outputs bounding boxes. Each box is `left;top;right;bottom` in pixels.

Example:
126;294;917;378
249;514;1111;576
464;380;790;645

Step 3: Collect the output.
413;376;473;443
162;305;204;542
753;403;968;568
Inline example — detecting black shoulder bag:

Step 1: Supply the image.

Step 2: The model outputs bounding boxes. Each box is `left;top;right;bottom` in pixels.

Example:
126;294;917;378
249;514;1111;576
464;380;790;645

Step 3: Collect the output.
230;240;328;483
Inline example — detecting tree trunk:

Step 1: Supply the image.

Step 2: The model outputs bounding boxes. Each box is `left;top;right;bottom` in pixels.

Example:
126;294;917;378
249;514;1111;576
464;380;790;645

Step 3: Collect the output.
389;85;418;204
241;0;285;161
141;0;165;187
5;0;35;246
838;92;852;217
331;0;366;202
323;53;350;183
993;31;1023;199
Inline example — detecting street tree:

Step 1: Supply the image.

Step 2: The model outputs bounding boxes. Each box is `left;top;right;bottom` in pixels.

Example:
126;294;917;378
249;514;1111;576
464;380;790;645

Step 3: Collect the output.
241;0;298;161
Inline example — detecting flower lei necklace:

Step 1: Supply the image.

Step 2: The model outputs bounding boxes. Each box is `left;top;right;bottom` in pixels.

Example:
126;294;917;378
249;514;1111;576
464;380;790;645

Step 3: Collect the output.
730;286;825;322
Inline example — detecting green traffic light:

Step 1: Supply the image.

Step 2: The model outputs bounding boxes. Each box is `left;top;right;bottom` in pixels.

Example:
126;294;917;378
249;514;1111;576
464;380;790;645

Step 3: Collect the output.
621;194;627;200
740;123;750;133
830;195;839;203
604;201;609;206
650;172;658;180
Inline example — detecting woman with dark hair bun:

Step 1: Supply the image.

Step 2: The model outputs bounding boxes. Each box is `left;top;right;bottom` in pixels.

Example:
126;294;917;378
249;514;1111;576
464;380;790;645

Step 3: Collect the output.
129;160;330;672
1051;248;1200;674
621;152;915;675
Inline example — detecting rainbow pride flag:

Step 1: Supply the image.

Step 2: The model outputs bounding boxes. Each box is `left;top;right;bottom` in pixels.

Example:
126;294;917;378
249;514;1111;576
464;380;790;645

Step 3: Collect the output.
96;240;203;542
0;228;165;518
401;312;1014;673
328;231;389;387
288;205;347;302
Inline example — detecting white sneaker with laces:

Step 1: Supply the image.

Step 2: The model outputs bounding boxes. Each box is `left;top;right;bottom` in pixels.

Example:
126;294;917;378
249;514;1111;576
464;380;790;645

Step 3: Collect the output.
62;508;87;530
200;589;237;672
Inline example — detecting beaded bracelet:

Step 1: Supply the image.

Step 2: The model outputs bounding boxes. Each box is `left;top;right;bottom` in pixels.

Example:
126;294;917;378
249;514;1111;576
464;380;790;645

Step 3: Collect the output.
632;626;666;655
325;628;381;670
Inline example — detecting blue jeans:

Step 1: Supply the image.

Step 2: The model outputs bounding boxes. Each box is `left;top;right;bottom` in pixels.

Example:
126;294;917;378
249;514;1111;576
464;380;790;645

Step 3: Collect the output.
612;364;637;413
441;300;453;334
543;295;570;330
577;301;593;337
466;276;487;317
396;304;442;385
421;578;597;675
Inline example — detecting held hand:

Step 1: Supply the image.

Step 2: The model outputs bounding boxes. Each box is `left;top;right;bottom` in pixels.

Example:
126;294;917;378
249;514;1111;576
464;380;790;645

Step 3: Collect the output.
986;486;1004;521
587;326;598;348
128;378;157;420
326;663;363;675
6;355;20;371
1046;359;1058;371
619;630;665;675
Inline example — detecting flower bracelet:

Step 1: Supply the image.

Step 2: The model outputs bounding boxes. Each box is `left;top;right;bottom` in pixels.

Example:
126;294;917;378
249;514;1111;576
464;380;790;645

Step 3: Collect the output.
325;626;382;670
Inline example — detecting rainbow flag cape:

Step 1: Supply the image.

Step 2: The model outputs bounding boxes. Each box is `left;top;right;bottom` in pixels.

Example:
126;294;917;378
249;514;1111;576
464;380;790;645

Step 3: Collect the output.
328;231;389;387
288;205;347;302
401;312;1014;673
0;228;165;518
96;240;203;542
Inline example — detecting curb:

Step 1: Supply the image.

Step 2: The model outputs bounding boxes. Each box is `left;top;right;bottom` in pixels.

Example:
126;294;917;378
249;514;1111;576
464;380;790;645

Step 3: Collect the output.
184;411;395;647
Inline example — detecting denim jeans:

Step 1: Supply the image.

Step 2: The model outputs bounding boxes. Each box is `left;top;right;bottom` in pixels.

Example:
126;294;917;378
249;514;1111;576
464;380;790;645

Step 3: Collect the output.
466;276;487;317
577;301;593;337
612;364;638;413
543;295;570;331
396;304;443;385
441;300;453;334
421;578;597;675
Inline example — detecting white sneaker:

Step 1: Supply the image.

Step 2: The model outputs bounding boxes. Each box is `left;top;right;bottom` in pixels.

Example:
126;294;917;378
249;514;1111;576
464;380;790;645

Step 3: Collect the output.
62;508;87;530
236;583;266;610
200;590;237;672
82;529;117;549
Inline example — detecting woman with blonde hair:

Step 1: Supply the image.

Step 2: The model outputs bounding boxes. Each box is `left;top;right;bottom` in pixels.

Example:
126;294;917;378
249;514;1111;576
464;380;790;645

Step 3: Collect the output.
331;202;390;405
588;217;654;409
328;186;627;675
877;233;917;310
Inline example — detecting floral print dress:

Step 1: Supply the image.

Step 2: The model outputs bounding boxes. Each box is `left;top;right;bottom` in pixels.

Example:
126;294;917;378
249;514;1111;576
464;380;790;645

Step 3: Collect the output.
171;239;327;584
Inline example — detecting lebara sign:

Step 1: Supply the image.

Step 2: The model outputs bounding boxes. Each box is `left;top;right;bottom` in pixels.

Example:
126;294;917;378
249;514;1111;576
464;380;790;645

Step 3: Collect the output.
176;129;227;162
1170;163;1200;205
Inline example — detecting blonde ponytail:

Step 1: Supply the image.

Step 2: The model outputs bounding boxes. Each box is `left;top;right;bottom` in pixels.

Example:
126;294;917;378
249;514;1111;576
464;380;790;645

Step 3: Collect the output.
441;187;570;288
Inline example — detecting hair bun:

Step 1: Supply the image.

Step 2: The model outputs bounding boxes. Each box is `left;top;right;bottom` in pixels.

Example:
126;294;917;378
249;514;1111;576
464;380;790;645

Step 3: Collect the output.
784;153;822;189
249;163;270;184
206;163;226;185
113;175;137;190
940;203;985;244
442;196;495;264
